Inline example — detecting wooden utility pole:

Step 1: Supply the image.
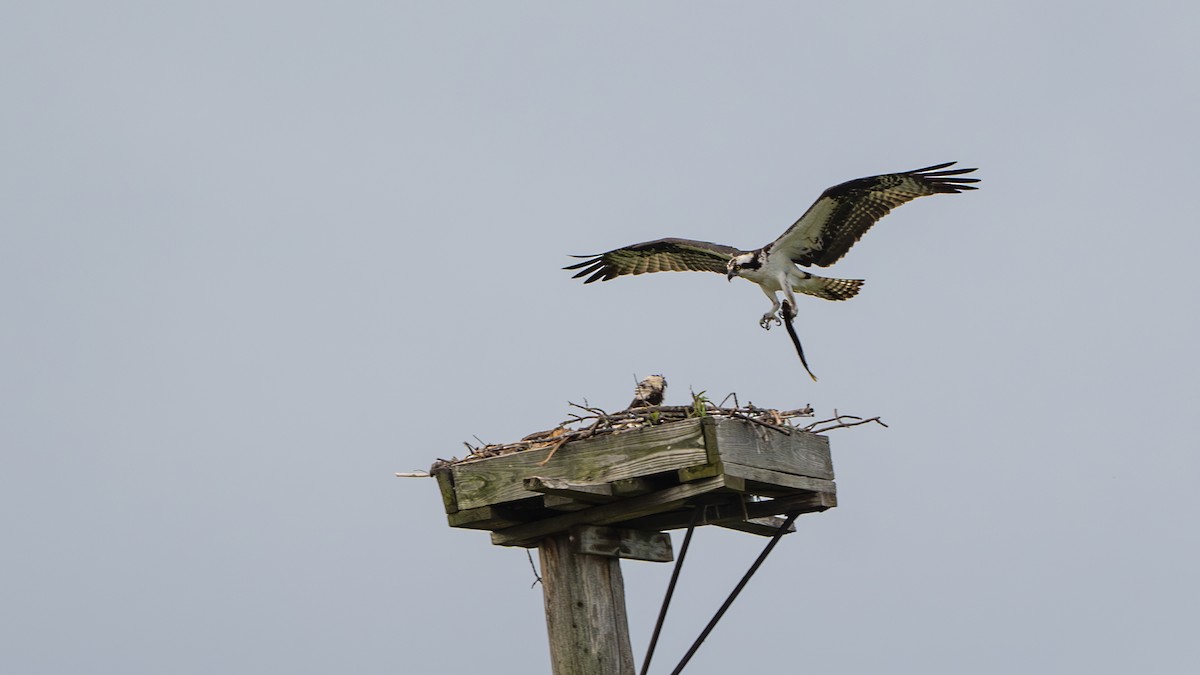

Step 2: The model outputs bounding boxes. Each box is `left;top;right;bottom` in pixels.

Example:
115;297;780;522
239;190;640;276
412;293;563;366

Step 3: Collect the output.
539;532;634;674
431;416;837;674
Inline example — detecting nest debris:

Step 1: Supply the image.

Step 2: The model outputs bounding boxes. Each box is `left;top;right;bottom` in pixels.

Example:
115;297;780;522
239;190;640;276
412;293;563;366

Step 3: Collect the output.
430;392;886;471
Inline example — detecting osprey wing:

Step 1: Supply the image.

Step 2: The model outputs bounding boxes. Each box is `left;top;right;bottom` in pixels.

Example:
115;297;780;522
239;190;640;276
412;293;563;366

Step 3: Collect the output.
565;238;741;283
770;162;979;268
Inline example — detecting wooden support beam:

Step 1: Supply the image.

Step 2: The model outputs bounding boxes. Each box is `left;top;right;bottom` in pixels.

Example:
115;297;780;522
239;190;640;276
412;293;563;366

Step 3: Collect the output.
749;491;837;515
542;496;594;512
491;476;726;547
446;505;525;530
621;491;836;534
527;476;658;512
571;525;674;563
539;533;635;675
610;477;655;497
717;515;797;537
525;477;615;502
722;462;836;496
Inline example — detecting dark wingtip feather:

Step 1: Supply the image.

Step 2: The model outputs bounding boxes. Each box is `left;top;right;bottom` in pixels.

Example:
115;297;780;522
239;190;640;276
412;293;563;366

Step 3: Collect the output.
562;255;616;283
909;161;958;173
563;256;600;271
914;162;981;193
910;162;980;178
924;171;979;180
569;262;604;279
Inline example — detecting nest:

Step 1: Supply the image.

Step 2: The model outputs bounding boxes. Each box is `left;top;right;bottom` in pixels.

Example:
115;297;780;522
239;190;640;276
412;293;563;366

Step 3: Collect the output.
433;392;885;471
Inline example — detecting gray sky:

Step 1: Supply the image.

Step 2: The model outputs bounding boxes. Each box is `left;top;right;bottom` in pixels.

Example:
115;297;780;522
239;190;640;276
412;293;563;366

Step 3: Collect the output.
3;2;1198;673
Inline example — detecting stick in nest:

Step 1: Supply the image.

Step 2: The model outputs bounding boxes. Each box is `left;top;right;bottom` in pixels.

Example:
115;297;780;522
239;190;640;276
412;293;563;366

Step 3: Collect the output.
451;395;878;466
804;408;890;434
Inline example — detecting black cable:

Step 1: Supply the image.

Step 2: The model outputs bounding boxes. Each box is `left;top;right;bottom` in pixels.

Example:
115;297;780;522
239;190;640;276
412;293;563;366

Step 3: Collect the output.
667;511;801;675
639;506;702;675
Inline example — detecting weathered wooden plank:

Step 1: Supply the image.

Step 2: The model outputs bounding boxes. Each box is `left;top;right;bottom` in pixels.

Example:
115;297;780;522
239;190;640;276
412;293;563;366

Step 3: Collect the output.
620;490;835;532
490;477;726;547
525;477;615;502
615;496;736;532
713;421;833;480
722;462;836;496
543;496;595;512
531;477;657;512
431;466;458;514
539;533;635;674
676;462;722;482
717;516;797;537
452;419;708;511
446;505;527;530
610;477;656;497
572;525;674;563
757;491;837;514
700;416;721;463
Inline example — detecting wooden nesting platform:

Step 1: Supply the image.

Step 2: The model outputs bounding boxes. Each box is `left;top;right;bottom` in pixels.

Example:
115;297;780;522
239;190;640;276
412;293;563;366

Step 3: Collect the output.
433;417;836;549
433;416;836;552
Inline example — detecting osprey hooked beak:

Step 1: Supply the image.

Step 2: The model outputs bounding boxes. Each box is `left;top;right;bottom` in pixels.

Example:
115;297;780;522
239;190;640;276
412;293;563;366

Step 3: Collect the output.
727;251;756;281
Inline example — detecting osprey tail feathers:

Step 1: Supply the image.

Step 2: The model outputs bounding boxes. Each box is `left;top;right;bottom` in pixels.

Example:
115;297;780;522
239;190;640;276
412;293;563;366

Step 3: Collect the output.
794;275;864;302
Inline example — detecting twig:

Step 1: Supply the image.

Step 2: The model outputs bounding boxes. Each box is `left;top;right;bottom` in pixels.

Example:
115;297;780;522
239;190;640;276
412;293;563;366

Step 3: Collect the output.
536;435;571;467
805;414;889;434
526;549;542;588
724;408;795;435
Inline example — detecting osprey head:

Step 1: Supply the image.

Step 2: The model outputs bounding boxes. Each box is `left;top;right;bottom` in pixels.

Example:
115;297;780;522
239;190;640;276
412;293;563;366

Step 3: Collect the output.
726;250;763;281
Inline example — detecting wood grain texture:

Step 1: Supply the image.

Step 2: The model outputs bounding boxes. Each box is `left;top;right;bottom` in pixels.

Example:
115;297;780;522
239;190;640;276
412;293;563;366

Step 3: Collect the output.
452;420;708;511
530;477;657;512
490;477;726;547
713;421;833;479
539;533;635;675
446;505;525;530
437;418;838;542
431;467;458;514
721;462;837;496
525;477;615;502
572;525;674;563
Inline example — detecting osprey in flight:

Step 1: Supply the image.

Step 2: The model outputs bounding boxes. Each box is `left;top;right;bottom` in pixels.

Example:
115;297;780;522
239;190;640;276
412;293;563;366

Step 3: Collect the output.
565;162;979;377
567;162;978;326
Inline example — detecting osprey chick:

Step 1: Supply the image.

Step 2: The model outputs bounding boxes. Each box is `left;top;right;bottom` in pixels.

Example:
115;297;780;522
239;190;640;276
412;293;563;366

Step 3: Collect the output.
628;375;667;409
